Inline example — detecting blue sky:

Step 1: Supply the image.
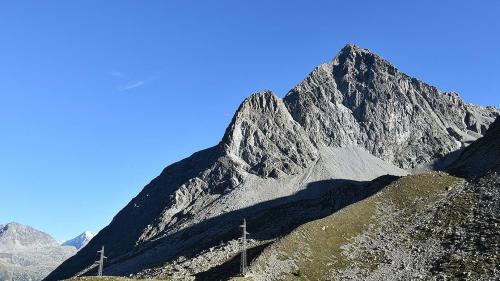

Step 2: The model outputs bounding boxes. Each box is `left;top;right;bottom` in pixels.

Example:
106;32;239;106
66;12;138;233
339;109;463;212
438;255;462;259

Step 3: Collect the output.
0;1;499;241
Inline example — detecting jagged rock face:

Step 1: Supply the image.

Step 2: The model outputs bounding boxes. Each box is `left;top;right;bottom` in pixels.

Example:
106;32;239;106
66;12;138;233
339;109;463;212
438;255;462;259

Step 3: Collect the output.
221;91;317;178
45;44;499;281
284;44;499;169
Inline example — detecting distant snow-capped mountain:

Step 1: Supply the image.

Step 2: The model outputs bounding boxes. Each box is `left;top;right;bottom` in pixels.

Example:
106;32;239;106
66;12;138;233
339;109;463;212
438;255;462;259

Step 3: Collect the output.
62;231;94;250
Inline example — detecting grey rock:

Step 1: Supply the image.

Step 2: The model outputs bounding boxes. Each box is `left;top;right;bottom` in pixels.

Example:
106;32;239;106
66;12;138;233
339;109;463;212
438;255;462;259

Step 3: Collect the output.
221;90;317;178
0;222;76;281
0;222;56;250
45;44;499;281
284;44;499;169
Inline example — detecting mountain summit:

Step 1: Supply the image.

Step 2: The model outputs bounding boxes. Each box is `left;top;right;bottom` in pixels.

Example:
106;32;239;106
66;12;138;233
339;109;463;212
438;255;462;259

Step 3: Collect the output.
44;44;499;280
63;231;94;251
221;90;317;178
0;222;76;281
0;222;57;250
284;44;497;168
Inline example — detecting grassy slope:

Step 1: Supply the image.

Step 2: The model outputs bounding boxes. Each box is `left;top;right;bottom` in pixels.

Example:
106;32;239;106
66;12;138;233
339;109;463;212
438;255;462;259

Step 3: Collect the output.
69;171;493;281
66;277;163;281
238;172;462;281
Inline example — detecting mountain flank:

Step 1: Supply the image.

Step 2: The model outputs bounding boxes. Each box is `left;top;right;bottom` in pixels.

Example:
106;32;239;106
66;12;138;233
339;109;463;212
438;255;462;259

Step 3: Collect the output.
45;44;499;281
447;116;500;177
235;117;500;280
0;222;77;281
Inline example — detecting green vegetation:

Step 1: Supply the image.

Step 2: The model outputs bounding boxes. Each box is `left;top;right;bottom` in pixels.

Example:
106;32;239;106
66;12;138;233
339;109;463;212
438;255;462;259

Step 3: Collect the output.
242;172;462;280
70;172;474;281
66;277;164;281
430;172;500;279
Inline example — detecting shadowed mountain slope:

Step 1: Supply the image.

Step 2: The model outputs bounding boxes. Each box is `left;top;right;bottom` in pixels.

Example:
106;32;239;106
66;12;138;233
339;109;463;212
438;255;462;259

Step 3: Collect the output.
447;116;500;177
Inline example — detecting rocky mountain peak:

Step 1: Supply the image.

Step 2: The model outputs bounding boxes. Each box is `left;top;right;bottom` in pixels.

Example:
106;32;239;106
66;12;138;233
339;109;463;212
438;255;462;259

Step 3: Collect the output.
0;222;57;249
62;231;94;250
337;43;373;58
332;44;400;95
235;90;281;113
0;222;76;281
334;43;392;72
45;44;500;281
221;90;317;178
284;44;499;169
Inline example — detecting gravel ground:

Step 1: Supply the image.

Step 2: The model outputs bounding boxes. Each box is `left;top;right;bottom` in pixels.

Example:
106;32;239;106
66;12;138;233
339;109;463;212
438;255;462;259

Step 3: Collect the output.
335;170;500;280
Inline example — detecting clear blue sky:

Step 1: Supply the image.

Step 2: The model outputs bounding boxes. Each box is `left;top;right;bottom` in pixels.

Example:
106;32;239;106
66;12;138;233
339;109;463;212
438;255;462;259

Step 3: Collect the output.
0;1;499;241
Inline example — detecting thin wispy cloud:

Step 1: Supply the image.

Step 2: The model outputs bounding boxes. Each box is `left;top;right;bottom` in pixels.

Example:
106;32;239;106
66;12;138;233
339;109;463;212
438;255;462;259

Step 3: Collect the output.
119;80;147;91
117;75;158;92
110;71;125;78
110;69;160;92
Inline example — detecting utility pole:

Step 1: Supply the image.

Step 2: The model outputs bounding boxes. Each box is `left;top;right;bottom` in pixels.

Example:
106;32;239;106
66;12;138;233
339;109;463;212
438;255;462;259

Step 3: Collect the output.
240;218;249;276
96;245;106;276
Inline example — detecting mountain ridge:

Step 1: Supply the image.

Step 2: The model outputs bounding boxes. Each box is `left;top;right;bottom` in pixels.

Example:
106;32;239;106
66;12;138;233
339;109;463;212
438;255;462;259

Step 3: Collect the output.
0;222;57;250
44;44;499;281
221;90;317;178
284;44;498;168
63;231;95;251
0;222;77;281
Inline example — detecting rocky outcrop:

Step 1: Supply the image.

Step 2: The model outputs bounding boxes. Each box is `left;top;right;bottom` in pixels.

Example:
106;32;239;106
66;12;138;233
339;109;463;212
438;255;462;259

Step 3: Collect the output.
221;91;317;178
45;44;499;281
284;44;499;169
